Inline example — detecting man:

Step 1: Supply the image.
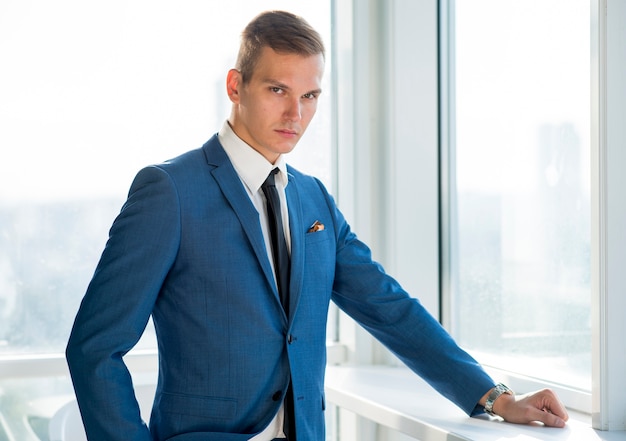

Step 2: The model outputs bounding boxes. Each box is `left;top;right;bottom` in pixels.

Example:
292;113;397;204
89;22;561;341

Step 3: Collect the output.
66;10;568;441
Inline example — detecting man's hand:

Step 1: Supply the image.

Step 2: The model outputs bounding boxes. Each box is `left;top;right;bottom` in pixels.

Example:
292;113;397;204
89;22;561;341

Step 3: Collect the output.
483;387;569;427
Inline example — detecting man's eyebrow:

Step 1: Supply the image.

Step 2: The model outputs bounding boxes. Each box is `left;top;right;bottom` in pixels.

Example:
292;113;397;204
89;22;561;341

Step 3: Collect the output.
263;78;290;90
264;78;322;96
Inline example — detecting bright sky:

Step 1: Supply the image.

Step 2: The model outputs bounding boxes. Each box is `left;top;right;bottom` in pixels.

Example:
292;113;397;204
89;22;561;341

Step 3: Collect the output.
454;0;590;195
0;1;331;202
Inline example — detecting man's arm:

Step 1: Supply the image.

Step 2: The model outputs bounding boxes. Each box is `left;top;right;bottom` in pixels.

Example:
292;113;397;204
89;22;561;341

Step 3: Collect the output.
325;191;570;427
66;166;181;441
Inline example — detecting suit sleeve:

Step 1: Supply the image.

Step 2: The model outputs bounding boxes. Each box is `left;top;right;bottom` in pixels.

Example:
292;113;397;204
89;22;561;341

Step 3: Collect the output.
326;196;494;416
66;166;180;441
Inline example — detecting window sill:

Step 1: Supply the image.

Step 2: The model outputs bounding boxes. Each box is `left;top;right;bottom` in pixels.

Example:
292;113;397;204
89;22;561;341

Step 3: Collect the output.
324;365;626;441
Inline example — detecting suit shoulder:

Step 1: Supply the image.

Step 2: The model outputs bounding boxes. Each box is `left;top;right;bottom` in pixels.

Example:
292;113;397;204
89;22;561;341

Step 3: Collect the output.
140;135;223;177
286;164;328;192
159;146;207;171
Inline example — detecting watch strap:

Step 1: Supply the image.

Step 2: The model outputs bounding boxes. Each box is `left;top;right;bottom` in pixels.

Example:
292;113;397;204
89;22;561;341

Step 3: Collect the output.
484;383;514;416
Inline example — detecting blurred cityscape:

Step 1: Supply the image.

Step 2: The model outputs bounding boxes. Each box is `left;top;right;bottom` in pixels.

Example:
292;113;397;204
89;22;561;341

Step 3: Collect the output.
0;198;123;354
452;123;591;389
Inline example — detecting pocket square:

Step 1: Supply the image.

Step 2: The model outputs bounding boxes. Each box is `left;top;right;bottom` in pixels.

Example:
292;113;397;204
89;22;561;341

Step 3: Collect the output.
307;220;325;233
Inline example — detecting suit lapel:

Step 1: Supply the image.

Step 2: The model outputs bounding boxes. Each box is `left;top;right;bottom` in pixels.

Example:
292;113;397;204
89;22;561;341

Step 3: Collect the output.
285;171;304;320
202;138;277;300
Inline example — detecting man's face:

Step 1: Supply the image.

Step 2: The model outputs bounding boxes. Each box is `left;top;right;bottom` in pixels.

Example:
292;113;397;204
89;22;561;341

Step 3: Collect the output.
227;46;324;164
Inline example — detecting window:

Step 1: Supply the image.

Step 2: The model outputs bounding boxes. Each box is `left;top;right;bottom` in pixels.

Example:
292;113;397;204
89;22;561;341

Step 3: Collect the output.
0;1;333;438
444;0;591;403
0;0;332;356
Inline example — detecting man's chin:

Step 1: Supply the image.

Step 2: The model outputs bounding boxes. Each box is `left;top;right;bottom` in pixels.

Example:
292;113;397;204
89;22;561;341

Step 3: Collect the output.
274;143;299;156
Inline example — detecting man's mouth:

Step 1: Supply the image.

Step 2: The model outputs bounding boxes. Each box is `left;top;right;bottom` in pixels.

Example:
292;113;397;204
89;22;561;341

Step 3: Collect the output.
276;128;298;137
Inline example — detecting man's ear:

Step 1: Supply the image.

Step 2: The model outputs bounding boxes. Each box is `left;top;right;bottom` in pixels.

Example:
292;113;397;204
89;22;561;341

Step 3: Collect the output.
226;69;242;103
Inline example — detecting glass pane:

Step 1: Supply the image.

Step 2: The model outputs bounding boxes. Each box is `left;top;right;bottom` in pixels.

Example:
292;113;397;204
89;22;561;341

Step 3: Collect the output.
0;0;332;354
450;0;591;391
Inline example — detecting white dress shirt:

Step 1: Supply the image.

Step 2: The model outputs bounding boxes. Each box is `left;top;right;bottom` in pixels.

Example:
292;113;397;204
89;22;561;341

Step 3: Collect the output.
218;120;290;441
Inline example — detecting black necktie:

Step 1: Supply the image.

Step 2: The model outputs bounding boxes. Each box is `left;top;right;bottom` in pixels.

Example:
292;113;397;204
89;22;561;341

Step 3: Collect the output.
261;169;296;439
261;168;291;315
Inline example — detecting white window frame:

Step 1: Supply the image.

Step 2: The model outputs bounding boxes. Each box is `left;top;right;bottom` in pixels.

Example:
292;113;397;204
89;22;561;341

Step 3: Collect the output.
332;0;440;438
334;0;441;363
590;0;626;431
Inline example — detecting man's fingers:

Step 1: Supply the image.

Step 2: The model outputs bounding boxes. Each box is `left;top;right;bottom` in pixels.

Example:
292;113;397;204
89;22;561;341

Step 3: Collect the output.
518;389;569;427
534;389;569;423
530;407;567;428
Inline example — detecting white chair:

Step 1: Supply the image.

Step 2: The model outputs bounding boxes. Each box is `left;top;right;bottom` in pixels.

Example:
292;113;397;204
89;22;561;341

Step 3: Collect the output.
48;400;86;441
48;384;156;441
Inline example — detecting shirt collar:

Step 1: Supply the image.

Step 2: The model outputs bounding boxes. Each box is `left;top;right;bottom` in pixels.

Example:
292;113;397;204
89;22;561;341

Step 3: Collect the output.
218;121;288;194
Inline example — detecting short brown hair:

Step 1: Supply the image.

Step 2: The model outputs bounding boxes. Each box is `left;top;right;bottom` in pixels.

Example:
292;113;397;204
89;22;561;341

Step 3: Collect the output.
236;10;326;84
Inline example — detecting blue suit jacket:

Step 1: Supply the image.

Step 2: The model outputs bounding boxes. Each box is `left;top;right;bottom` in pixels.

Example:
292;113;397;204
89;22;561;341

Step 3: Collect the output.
66;135;494;441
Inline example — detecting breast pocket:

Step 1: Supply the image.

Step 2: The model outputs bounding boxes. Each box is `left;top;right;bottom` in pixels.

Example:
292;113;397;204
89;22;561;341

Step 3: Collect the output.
301;230;334;306
304;229;333;264
305;228;330;244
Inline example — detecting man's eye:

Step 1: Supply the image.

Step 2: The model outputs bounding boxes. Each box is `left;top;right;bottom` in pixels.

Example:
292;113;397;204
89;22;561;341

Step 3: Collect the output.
303;93;318;100
270;87;283;94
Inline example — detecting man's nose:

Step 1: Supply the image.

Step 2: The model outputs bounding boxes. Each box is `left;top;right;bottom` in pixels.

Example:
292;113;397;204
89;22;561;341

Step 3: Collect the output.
284;98;302;121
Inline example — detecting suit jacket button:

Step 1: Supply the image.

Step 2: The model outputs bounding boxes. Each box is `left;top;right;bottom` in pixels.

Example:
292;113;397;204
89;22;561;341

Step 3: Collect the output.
272;391;282;401
287;334;294;344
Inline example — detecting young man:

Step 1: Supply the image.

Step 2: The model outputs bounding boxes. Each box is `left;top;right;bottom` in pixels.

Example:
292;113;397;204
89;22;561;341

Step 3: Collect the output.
66;10;568;441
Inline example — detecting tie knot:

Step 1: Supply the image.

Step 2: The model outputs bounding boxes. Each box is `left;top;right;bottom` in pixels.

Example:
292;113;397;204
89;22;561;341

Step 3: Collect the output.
262;168;280;189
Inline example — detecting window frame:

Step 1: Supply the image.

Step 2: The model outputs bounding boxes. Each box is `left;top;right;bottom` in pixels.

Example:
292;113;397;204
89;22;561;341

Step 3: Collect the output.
590;0;626;430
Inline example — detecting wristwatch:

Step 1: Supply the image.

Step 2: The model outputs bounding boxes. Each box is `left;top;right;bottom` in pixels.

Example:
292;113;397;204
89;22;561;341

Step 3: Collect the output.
484;383;514;416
